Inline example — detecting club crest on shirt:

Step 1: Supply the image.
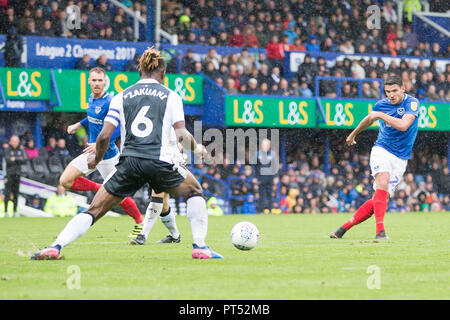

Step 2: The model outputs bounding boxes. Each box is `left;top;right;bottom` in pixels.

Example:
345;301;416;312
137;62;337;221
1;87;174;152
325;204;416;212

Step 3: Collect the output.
95;105;102;114
411;101;418;111
397;107;405;115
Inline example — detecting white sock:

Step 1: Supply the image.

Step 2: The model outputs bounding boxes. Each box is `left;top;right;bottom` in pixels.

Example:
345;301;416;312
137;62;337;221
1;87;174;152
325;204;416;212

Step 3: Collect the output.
160;208;180;238
141;199;163;239
51;213;94;249
187;196;208;247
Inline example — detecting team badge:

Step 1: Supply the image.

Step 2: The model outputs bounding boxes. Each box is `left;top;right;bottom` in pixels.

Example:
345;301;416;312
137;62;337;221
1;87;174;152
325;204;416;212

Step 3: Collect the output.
397;107;405;115
95;105;101;114
411;101;418;111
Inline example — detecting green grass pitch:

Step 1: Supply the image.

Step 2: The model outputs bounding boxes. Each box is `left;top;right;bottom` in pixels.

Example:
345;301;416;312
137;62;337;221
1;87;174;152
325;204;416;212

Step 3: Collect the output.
0;212;449;300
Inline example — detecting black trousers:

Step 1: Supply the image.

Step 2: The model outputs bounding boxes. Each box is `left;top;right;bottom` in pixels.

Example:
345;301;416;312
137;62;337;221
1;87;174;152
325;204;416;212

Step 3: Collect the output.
4;174;20;213
258;177;273;212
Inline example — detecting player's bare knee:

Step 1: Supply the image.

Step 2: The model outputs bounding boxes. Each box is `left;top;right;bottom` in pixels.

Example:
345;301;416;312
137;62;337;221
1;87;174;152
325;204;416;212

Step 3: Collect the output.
59;177;73;190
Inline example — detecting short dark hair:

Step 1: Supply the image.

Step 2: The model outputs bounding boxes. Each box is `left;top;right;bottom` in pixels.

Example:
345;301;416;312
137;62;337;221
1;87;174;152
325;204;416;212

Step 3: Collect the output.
384;75;403;87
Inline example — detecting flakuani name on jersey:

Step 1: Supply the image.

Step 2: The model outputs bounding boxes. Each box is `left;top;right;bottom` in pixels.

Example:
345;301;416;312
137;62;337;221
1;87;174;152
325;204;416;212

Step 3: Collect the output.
123;87;168;100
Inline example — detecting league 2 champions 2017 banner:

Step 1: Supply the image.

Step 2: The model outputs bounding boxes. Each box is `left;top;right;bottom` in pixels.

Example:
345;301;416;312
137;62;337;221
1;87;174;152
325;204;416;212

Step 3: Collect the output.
52;70;203;112
26;36;151;70
225;95;316;128
0;67;50;100
318;99;450;131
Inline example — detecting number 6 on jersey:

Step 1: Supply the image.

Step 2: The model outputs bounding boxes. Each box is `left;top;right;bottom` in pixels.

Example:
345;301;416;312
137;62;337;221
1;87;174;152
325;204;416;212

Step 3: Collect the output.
131;106;153;137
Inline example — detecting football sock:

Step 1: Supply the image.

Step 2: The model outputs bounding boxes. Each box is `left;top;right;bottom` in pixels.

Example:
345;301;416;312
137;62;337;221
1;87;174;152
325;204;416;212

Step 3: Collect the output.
51;212;94;249
187;195;208;247
373;189;388;234
342;199;374;230
160;207;180;239
141;197;163;239
71;177;101;192
120;197;144;224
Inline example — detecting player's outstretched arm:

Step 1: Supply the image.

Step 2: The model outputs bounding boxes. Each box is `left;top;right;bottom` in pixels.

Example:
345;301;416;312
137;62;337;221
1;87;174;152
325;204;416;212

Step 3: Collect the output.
173;121;206;157
346;114;377;146
88;122;116;169
371;112;416;132
68;118;88;134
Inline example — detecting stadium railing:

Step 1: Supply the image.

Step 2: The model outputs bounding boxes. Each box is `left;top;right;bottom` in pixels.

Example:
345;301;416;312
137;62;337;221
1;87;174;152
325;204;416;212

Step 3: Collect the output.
314;76;384;99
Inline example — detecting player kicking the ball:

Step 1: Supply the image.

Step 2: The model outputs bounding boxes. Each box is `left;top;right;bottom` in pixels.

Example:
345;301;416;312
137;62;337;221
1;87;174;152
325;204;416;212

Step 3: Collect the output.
330;75;419;239
32;47;223;260
59;67;144;237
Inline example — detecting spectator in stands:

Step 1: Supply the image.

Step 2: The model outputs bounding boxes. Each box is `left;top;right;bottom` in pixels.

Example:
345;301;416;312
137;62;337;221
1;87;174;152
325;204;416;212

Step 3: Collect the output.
0;7;18;35
299;80;313;98
266;35;284;72
228;27;245;47
203;48;220;70
96;1;112;28
54;138;70;161
290;37;306;52
53;10;72;38
247;78;259;94
225;78;238;94
24;140;38;160
18;8;33;34
40;19;55;37
3;27;23;68
210;8;226;36
94;54;113;71
243;25;259;48
44;184;78;217
425;84;441;101
39;0;52;20
296;54;317;89
382;0;398;24
362;82;375;99
431;43;443;58
34;8;44;30
181;49;195;74
20;130;33;145
45;136;57;156
75;54;92;70
241;194;257;214
403;0;422;25
29;194;44;211
124;53;141;72
306;35;320;52
206;197;224;216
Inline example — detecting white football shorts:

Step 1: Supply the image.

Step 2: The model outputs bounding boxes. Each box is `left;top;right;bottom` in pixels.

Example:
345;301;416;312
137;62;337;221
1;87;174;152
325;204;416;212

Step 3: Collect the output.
69;152;120;180
370;146;408;197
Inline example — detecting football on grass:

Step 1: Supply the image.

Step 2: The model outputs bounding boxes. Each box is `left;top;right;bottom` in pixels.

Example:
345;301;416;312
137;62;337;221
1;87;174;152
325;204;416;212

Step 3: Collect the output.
231;222;259;251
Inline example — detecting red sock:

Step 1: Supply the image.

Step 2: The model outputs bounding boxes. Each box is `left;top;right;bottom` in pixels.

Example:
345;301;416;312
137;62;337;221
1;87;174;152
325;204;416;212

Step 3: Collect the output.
120;197;143;224
71;177;101;192
373;189;388;234
342;199;374;230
